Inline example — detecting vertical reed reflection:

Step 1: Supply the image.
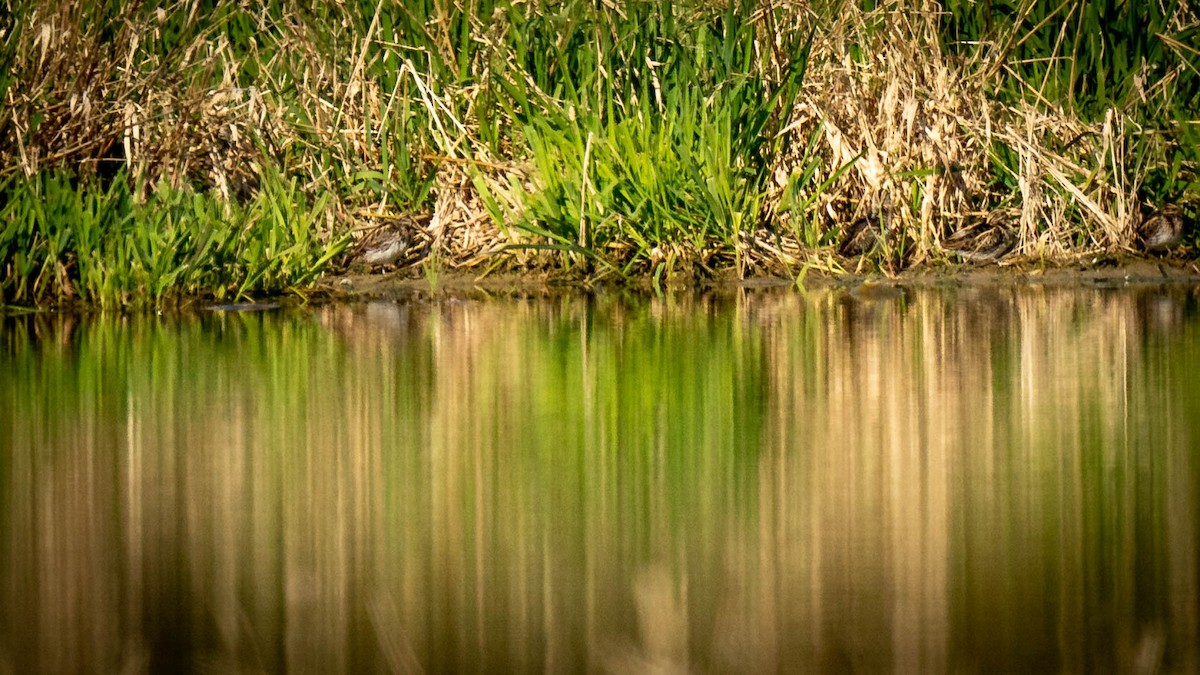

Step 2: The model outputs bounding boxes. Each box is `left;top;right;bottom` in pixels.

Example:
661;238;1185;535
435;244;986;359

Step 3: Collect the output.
1;286;1199;673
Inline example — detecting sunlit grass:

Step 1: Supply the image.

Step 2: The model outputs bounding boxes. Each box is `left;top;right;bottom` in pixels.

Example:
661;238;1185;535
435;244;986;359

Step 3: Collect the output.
1;0;1198;305
0;170;348;307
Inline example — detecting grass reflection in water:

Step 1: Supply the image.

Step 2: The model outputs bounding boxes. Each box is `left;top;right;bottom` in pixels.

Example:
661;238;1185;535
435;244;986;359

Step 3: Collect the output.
1;286;1199;673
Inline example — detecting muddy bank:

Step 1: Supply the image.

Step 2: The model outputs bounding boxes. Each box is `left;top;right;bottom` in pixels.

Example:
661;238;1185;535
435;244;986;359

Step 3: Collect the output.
318;258;1200;304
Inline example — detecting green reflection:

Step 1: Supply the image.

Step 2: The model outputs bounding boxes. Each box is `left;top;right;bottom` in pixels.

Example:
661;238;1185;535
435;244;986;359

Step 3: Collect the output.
2;287;1199;673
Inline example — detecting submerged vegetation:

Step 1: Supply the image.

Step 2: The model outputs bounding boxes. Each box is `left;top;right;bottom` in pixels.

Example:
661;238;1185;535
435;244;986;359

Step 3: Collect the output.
1;0;1198;305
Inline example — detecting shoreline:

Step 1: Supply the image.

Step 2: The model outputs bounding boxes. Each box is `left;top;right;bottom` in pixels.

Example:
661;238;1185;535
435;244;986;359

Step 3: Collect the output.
317;258;1200;303
2;258;1197;316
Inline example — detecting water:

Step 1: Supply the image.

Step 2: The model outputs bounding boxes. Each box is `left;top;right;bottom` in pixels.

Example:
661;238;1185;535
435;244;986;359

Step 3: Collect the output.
2;285;1199;673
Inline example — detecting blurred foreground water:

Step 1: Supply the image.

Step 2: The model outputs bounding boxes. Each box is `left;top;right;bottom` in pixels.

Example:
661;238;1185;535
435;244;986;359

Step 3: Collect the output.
2;285;1199;673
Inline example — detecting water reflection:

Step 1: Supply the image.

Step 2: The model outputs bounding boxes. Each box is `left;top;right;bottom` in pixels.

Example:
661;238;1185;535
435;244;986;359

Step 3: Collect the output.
2;285;1199;673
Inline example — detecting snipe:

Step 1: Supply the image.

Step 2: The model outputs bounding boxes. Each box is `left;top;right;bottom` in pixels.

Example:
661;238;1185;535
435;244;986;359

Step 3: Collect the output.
350;214;427;268
943;211;1015;263
1137;204;1185;252
838;216;881;258
837;215;913;272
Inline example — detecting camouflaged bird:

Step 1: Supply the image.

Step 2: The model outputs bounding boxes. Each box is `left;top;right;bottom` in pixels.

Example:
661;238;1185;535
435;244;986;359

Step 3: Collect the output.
1136;204;1185;252
943;211;1015;263
350;214;429;268
837;216;882;258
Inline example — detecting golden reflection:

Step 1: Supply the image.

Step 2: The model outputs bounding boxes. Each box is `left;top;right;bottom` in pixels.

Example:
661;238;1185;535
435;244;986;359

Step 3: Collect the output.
1;285;1198;673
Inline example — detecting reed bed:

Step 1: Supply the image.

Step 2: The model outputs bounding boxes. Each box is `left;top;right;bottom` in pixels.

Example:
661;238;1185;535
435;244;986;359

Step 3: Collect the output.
1;0;1197;305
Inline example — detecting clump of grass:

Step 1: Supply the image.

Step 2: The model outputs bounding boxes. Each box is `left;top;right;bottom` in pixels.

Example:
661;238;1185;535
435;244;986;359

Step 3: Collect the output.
0;169;348;308
763;0;1200;271
483;2;813;280
0;1;427;306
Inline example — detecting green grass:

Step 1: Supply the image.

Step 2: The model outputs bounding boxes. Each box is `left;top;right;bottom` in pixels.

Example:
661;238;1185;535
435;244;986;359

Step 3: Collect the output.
488;2;813;278
0;170;348;308
1;0;1198;306
944;0;1200;207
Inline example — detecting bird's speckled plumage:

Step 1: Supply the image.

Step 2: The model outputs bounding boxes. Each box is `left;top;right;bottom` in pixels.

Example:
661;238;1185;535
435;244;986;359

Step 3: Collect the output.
350;214;429;268
1137;204;1185;252
943;211;1015;263
837;216;881;258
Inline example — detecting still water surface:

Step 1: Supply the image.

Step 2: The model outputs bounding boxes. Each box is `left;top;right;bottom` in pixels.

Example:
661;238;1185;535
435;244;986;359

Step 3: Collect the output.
2;285;1199;673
